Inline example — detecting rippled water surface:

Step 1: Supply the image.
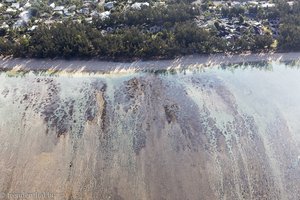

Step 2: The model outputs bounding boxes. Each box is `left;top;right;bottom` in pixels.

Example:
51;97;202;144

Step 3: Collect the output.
0;62;299;200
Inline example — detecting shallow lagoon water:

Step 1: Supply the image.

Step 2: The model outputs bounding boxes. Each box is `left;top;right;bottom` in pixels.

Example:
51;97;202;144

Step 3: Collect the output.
0;62;299;200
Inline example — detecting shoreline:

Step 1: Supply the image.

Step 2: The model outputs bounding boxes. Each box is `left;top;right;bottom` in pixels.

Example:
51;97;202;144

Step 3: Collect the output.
1;52;300;73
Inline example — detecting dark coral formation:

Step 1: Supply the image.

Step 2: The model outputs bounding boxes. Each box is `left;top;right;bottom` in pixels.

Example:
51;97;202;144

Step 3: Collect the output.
2;71;299;200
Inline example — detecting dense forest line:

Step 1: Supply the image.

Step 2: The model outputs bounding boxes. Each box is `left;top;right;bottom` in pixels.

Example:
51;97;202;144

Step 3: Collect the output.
0;0;299;60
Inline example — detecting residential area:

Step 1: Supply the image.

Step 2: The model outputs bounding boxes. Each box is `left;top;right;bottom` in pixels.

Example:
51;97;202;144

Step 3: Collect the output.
0;0;293;38
195;1;293;42
0;0;299;59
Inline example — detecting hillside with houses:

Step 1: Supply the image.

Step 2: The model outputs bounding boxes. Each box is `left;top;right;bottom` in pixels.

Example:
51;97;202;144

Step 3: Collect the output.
0;0;299;59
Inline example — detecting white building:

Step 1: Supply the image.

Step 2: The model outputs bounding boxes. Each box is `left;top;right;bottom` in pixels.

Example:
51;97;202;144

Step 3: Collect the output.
54;6;65;11
100;11;110;20
19;10;31;23
11;2;20;9
131;2;149;10
104;2;114;10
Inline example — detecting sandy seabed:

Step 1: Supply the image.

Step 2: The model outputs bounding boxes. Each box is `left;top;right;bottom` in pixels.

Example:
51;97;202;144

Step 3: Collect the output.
1;52;300;73
0;53;300;200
